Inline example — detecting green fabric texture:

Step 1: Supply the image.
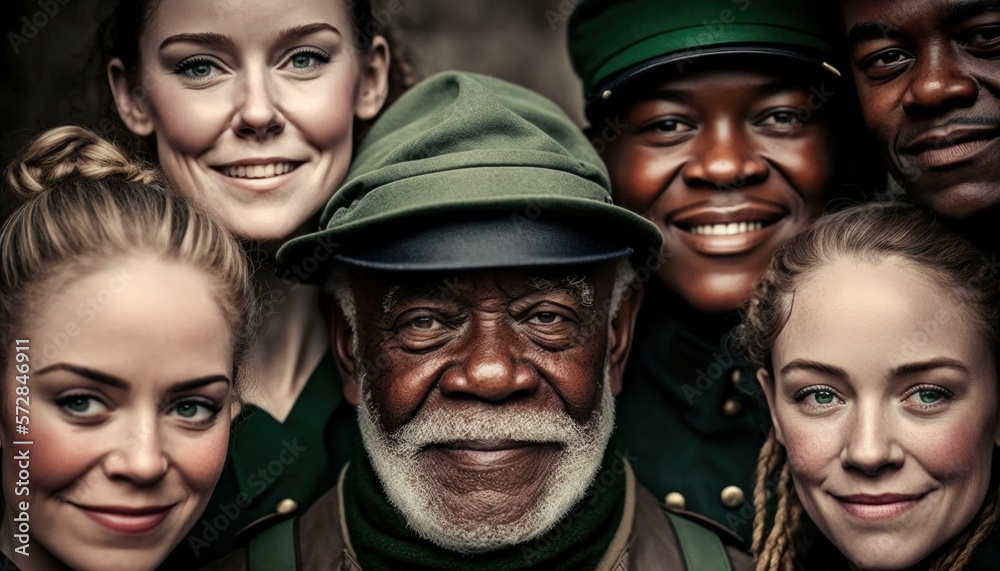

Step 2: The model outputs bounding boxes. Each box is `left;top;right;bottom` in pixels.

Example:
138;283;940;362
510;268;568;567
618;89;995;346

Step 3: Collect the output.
567;0;841;100
342;438;627;571
277;71;662;276
615;281;769;545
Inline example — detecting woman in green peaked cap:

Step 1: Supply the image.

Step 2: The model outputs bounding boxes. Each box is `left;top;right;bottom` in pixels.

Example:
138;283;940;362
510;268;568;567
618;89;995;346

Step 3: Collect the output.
567;0;872;547
101;0;413;566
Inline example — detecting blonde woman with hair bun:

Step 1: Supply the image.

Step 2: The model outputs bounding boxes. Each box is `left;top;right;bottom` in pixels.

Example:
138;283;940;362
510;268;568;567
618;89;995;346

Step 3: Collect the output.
736;202;1000;571
0;126;255;571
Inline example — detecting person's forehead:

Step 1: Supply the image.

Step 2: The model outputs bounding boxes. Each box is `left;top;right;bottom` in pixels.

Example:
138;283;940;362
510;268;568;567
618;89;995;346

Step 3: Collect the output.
843;0;1000;35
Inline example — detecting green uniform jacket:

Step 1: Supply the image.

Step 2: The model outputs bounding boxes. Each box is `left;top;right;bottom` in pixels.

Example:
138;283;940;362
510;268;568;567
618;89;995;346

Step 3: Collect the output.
614;281;770;546
202;461;752;571
163;352;357;568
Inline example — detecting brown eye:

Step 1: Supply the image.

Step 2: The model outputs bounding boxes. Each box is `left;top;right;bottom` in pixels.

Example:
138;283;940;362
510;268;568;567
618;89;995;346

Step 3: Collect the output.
532;312;560;324
409;317;438;330
866;49;912;69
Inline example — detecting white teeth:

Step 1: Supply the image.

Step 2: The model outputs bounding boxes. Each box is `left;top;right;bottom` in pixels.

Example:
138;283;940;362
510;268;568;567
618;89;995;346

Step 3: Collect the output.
223;162;295;179
690;221;767;236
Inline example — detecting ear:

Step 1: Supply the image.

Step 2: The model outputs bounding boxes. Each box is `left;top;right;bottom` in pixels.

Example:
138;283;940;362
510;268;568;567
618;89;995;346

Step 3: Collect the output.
608;283;643;397
327;297;361;407
353;35;391;121
107;57;155;136
757;367;785;445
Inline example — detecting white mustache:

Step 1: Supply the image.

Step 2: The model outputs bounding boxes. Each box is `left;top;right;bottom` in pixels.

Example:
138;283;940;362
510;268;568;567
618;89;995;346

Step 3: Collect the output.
392;406;585;450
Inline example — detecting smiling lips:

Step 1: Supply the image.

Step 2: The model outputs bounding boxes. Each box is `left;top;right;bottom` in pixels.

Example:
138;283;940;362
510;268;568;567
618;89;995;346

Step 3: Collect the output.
835;492;930;522
669;202;786;255
220;161;299;179
75;503;175;535
901;124;1000;169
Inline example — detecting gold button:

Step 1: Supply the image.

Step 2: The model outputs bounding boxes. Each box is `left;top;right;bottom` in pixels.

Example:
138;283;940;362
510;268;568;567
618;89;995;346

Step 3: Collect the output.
601;89;612;100
721;485;745;509
276;498;298;514
723;399;742;416
664;492;686;511
731;369;741;384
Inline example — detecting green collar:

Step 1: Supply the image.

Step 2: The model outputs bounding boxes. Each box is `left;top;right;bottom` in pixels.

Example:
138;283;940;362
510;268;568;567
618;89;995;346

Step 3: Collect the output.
229;351;343;501
342;439;627;571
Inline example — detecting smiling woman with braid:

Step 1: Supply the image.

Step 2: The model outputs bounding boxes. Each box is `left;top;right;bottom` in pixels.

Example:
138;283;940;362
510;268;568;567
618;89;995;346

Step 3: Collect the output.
735;202;1000;571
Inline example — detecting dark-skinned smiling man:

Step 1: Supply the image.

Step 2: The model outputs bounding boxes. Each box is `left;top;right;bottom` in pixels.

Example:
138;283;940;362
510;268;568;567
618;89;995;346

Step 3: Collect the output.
203;72;752;570
840;0;1000;251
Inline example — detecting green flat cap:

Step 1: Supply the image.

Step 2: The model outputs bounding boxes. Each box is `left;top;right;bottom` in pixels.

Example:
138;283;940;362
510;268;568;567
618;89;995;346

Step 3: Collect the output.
277;71;662;278
568;0;842;108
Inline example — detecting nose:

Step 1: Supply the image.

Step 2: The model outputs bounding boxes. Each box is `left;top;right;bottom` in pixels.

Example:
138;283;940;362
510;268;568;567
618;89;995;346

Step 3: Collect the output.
439;321;539;401
841;404;904;475
681;121;769;190
102;417;169;484
901;48;978;117
231;70;285;140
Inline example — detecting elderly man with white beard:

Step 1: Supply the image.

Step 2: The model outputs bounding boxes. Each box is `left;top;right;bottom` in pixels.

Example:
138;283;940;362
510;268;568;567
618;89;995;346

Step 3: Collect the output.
206;72;753;571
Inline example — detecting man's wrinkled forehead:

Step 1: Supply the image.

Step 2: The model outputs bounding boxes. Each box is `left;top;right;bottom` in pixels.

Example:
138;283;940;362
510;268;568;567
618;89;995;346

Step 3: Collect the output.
373;268;600;315
844;0;1000;46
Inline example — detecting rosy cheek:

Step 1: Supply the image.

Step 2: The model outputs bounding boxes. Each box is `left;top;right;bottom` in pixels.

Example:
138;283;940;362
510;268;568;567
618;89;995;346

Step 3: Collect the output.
780;422;839;485
173;426;231;493
150;93;226;155
909;414;993;482
23;415;103;493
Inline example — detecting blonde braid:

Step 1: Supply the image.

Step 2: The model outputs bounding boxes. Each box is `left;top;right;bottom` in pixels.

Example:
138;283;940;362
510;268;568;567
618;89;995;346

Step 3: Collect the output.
752;430;783;554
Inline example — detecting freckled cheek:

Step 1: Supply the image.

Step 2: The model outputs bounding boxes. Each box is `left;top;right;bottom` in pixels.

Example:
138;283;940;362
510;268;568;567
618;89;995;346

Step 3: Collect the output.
910;416;994;483
780;421;841;485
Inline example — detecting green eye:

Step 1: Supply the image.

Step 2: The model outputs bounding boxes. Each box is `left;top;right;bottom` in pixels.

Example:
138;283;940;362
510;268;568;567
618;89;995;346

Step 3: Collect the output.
814;390;834;405
918;390;942;404
176;402;199;418
64;396;92;412
191;64;211;77
291;54;313;68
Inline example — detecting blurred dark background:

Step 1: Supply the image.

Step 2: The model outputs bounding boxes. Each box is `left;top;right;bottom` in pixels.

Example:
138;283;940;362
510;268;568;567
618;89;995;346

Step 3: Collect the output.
0;0;587;215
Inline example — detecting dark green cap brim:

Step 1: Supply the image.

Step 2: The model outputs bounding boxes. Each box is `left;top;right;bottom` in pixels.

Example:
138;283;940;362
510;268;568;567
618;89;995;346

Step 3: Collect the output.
333;217;633;271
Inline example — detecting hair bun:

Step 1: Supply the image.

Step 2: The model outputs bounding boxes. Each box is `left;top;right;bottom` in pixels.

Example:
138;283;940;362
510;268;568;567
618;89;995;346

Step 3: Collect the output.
5;125;162;198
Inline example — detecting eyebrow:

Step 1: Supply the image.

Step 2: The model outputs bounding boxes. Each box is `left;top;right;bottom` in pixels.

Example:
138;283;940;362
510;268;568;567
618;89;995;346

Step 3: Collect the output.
892;357;971;376
160;23;341;52
779;359;849;378
36;363;230;391
847;22;903;47
848;0;1000;47
946;0;1000;25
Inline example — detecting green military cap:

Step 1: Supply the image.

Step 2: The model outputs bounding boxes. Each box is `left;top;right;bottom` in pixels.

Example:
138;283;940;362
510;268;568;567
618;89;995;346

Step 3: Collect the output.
277;71;662;278
568;0;842;111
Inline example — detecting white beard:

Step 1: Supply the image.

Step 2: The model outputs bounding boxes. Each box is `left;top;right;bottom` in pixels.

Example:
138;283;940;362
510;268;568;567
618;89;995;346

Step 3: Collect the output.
356;362;616;553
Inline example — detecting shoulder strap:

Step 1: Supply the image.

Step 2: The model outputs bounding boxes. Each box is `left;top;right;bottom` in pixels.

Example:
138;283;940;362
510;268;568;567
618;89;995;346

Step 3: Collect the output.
248;516;299;571
666;511;734;571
